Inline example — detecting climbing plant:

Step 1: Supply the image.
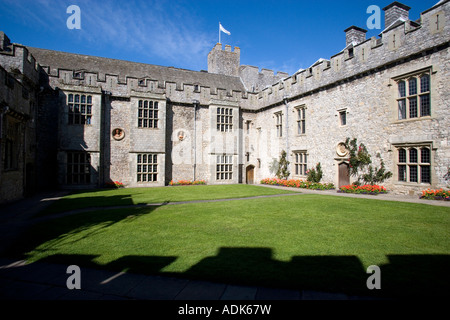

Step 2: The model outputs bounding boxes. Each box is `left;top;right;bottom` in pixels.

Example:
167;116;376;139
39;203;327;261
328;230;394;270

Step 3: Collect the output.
344;137;392;185
276;150;290;180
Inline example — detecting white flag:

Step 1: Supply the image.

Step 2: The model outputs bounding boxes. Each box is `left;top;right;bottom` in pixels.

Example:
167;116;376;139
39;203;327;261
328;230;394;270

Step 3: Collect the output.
219;23;231;35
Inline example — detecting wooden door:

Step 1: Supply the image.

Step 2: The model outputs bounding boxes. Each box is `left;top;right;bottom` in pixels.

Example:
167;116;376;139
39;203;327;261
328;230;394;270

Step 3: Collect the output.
246;166;254;184
338;162;350;187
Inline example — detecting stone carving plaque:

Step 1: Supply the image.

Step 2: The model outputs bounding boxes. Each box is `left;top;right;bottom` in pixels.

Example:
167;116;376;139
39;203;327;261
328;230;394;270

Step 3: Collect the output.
336;142;349;157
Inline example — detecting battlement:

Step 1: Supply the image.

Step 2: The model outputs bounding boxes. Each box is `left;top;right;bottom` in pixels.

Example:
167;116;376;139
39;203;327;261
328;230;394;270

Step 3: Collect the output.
210;43;240;54
238;0;450;111
0;32;11;51
0;64;35;117
0;37;40;86
0;1;447;115
36;63;250;109
239;65;289;93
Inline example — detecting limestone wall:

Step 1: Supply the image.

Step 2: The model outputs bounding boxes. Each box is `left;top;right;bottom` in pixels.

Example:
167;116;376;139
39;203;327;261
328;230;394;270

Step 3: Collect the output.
1;1;448;197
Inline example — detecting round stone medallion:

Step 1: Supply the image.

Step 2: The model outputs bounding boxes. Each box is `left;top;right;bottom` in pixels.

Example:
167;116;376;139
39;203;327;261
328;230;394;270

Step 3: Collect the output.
112;128;125;141
336;142;349;157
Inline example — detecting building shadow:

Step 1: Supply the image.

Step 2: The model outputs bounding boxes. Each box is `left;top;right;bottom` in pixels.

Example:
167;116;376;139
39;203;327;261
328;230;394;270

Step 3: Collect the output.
4;204;159;260
5;243;449;299
181;247;449;299
182;247;367;295
380;254;450;298
36;253;177;275
40;193;136;215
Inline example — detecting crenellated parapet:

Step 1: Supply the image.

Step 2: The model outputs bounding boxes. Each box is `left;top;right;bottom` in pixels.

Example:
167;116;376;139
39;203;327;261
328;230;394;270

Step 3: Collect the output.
239;65;289;93
0;33;40;88
244;0;450;110
2;0;447;115
27;46;250;107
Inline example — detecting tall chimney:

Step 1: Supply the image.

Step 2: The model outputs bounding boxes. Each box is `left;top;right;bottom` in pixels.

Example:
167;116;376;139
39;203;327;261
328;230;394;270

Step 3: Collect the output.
344;26;368;46
383;2;411;28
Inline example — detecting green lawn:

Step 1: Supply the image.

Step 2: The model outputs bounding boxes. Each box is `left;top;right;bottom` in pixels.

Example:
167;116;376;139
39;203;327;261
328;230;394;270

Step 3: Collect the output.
39;184;297;215
9;185;450;298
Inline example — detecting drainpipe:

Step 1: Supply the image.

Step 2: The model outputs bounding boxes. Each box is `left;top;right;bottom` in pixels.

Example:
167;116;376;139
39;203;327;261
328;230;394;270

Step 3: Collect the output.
283;96;289;161
193;100;199;181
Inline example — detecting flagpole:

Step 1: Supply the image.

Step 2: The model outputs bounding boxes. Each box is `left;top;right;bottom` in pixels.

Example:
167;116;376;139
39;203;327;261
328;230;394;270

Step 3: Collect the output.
219;22;221;44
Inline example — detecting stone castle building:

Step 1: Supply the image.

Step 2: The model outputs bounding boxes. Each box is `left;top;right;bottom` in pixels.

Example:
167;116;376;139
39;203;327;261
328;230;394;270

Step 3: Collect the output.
0;1;449;203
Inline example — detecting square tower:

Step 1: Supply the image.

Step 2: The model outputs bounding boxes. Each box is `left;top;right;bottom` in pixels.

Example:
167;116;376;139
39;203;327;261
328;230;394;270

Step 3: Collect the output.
207;43;240;77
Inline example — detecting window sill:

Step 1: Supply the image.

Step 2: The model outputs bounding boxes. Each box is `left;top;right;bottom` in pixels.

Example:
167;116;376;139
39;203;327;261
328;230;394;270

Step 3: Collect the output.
216;130;235;133
393;116;432;124
394;181;431;186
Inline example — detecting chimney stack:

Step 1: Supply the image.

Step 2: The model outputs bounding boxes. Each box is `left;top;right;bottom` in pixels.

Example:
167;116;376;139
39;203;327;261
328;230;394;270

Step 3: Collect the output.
344;26;367;46
383;2;411;28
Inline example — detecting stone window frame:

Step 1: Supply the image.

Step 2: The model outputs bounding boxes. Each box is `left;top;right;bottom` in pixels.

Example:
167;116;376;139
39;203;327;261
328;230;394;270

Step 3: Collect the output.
394;143;432;185
293;150;308;177
245;120;252;134
73;70;85;80
138;100;159;129
274;111;283;138
66;151;91;185
294;105;306;135
216;154;233;180
337;108;347;126
216;107;233;132
137;153;158;183
393;68;432;121
67;93;92;125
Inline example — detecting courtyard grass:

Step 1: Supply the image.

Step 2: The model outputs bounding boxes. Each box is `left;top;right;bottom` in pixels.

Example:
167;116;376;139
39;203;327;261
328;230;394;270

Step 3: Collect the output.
39;184;297;216
8;188;450;298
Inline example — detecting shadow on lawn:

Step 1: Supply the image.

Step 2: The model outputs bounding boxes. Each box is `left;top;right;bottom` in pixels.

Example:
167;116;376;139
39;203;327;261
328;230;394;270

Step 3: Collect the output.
18;248;450;299
3;193;449;299
38;194;138;216
4;205;159;258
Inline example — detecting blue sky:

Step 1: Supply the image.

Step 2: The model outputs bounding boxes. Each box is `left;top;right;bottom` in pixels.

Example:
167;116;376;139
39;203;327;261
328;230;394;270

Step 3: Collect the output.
0;0;440;75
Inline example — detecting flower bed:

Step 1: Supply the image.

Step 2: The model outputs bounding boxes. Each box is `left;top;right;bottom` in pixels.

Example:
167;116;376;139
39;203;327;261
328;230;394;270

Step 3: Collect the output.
420;188;450;201
169;180;206;186
338;184;387;195
105;181;124;188
260;178;335;190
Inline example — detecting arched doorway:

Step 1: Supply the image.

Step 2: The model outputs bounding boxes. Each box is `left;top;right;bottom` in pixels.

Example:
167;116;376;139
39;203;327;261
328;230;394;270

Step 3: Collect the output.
338;162;350;187
246;165;255;184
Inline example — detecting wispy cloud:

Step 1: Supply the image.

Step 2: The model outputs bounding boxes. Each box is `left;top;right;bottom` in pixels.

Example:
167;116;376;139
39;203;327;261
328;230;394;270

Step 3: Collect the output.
1;0;214;70
0;0;65;30
74;0;214;69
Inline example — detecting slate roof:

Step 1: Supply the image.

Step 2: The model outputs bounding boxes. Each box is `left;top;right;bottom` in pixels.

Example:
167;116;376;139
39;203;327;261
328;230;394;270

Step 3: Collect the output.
27;46;246;93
